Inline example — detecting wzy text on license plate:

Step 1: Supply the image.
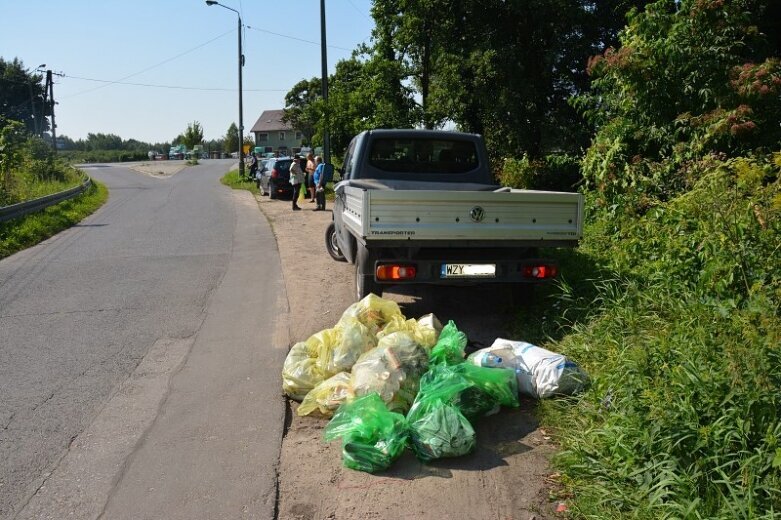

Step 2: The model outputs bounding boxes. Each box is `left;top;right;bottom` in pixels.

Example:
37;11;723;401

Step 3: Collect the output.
440;263;496;278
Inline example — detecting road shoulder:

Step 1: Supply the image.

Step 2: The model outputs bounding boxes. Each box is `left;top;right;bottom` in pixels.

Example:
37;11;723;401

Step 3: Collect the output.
257;193;558;520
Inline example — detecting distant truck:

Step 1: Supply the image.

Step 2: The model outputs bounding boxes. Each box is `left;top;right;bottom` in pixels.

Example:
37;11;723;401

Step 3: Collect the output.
326;129;584;301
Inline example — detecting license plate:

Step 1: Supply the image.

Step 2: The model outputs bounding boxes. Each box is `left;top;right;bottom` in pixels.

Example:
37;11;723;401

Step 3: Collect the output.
440;263;496;278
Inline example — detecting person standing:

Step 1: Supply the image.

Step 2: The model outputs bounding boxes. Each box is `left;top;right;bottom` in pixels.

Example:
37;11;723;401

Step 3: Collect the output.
288;157;304;211
305;152;316;203
313;156;326;211
248;152;258;182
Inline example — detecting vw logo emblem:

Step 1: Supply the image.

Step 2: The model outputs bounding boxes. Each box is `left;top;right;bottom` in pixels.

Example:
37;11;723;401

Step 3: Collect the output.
470;206;485;222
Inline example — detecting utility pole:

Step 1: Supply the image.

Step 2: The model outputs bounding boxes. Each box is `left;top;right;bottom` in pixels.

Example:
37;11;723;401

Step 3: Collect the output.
238;13;244;178
47;70;57;154
320;0;330;165
28;83;39;136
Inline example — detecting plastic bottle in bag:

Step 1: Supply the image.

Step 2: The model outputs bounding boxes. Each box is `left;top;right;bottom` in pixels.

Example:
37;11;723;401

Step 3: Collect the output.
476;352;503;367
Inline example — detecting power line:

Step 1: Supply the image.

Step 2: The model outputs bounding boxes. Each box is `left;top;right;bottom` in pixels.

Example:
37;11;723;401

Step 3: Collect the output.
61;74;287;92
62;28;236;99
346;0;373;22
244;25;354;52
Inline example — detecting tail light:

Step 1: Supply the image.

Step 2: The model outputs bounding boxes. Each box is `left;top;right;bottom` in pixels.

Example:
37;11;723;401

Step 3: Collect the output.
376;264;417;281
523;264;558;279
271;168;279;179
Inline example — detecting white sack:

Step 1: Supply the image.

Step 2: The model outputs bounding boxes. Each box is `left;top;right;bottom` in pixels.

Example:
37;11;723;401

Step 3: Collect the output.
468;338;587;399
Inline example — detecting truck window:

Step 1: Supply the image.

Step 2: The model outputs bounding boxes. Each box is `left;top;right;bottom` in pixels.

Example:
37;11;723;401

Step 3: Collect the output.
368;138;478;174
343;138;357;179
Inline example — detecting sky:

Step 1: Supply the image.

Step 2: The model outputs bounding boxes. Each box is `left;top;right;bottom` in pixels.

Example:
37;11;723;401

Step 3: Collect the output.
0;0;376;144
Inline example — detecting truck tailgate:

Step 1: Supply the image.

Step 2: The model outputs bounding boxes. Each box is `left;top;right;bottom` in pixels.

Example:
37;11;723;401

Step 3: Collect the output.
343;187;584;243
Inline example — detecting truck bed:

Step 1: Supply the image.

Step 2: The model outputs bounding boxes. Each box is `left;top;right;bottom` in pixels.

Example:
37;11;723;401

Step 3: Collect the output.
342;185;583;246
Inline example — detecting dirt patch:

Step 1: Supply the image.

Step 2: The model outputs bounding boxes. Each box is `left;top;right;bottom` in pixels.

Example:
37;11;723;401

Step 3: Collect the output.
256;193;557;520
127;161;188;177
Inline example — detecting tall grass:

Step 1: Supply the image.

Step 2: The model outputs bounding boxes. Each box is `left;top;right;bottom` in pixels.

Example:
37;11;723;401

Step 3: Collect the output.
0;180;108;259
1;138;84;206
533;153;781;518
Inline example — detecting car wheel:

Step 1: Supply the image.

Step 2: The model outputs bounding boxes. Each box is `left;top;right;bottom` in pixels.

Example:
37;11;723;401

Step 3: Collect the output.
325;222;346;262
269;180;277;200
355;245;380;300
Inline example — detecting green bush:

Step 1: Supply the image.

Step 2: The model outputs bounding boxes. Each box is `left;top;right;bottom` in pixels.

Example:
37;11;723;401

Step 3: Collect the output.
498;153;581;192
535;152;781;518
59;149;149;163
1;130;82;206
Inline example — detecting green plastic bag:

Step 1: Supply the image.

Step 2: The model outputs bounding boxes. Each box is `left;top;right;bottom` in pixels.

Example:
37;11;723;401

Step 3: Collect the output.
428;321;467;366
416;363;519;420
323;393;409;473
407;400;476;461
406;365;474;461
405;363;520;462
452;363;519;418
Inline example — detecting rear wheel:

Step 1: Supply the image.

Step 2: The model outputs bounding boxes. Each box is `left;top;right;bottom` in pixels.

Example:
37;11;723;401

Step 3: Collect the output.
355;245;380;300
325;222;346;262
269;180;277;200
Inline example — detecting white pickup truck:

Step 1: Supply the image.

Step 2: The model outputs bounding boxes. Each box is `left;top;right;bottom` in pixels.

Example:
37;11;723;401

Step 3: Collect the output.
325;129;584;300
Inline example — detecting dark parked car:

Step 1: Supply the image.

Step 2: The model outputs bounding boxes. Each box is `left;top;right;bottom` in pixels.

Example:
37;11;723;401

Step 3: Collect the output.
256;157;295;199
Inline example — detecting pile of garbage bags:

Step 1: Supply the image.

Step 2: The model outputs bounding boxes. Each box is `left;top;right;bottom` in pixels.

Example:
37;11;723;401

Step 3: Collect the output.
281;294;588;473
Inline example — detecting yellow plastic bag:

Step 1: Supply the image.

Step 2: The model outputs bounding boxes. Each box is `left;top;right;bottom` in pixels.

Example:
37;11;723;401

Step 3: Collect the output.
317;317;376;375
339;294;404;335
282;342;325;401
297;372;354;417
377;313;442;349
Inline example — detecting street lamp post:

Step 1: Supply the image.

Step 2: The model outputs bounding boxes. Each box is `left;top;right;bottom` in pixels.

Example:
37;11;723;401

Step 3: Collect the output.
320;0;330;166
205;0;244;178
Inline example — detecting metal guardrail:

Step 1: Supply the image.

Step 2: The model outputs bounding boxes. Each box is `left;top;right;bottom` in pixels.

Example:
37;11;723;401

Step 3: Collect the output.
0;175;92;223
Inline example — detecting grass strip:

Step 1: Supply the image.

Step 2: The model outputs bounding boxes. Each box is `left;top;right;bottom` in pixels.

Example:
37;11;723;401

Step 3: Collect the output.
220;169;259;195
0;180;108;260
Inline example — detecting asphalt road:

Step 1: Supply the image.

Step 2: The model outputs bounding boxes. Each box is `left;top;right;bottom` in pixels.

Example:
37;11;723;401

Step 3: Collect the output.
0;160;287;519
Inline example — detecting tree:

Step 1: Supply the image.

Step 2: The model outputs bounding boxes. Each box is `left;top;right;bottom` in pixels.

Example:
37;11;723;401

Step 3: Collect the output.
0;58;49;135
283;78;322;145
283;53;416;157
181;121;204;149
224;122;238;153
369;0;653;160
0;117;26;199
84;133;123;150
578;0;781;208
282;0;652;160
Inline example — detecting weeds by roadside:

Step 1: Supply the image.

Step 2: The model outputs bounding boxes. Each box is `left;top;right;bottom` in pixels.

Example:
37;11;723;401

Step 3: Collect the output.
220;169;258;195
530;154;781;518
0;180;108;259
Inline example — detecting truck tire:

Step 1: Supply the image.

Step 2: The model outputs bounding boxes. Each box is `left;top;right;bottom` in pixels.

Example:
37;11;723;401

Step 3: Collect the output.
355;245;380;300
325;222;346;262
